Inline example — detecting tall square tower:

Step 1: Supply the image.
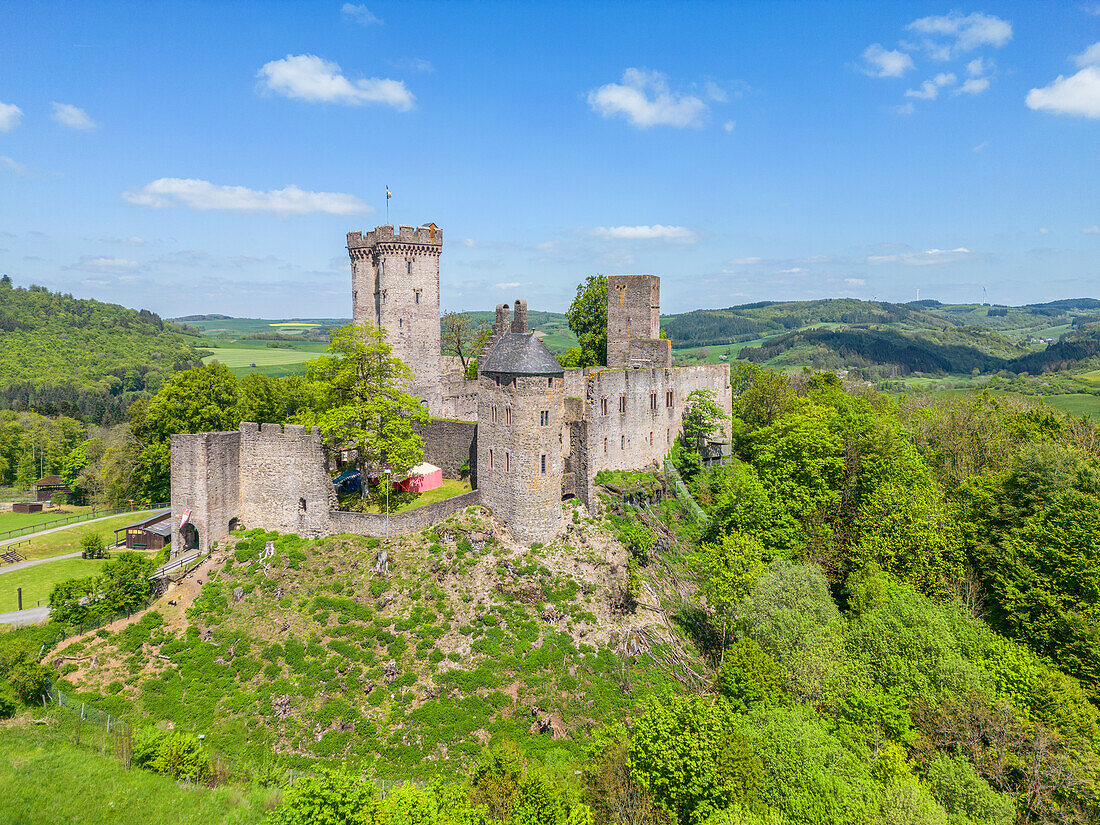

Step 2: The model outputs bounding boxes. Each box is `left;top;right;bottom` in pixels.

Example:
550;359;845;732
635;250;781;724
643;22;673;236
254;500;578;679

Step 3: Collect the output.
347;224;443;413
606;275;661;367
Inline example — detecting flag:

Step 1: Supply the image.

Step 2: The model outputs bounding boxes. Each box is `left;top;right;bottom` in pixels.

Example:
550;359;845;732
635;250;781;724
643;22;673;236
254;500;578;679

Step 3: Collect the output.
386;186;392;200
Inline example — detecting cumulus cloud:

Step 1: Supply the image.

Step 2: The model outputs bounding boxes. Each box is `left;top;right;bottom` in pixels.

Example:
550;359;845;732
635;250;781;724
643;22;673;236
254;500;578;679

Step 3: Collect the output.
0;101;21;131
867;247;974;266
1084;225;1100;234
340;3;381;25
723;120;736;132
1075;42;1100;67
51;102;96;130
862;43;915;77
587;68;708;128
1027;66;1100;118
66;256;141;275
845;278;866;286
257;54;414;110
122;177;370;216
958;77;990;94
905;12;1013;60
588;224;697;242
495;282;520;289
0;156;33;177
100;236;146;246
906;72;957;100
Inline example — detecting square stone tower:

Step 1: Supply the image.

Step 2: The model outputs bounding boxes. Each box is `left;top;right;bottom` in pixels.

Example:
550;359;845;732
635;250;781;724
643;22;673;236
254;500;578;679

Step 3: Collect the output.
607;275;661;367
347;224;444;413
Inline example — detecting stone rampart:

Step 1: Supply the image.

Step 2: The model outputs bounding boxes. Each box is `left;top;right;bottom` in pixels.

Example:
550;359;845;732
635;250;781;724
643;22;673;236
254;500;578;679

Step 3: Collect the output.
628;338;672;368
170;430;240;555
238;423;333;538
328;489;482;537
416;418;477;482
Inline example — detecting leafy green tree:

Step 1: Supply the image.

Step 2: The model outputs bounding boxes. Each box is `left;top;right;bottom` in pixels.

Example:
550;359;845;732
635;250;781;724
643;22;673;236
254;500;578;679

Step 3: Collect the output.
100;552;154;613
7;659;53;705
733;367;794;429
695;531;769;646
143;361;240;441
300;322;428;491
682;389;725;444
717;639;785;713
924;752;1015;825
441;311;492;372
79;532;104;558
271;767;382;825
238;373;312;425
49;575;99;625
565;275;608;367
470;743;525;821
629;696;762;825
735;559;839;663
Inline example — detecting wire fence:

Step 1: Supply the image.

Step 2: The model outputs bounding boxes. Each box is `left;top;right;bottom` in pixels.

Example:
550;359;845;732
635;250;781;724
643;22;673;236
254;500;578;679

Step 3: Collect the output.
38;596;157;658
46;684;134;767
0;502;169;543
663;459;709;526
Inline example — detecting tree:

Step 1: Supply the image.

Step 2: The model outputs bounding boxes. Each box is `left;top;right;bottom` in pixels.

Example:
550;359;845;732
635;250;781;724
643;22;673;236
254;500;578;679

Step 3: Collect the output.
143;361;240;441
100;551;154;612
301;322;428;494
271;767;382;825
80;532;104;559
566;275;608;367
682;389;725;444
441;312;492;371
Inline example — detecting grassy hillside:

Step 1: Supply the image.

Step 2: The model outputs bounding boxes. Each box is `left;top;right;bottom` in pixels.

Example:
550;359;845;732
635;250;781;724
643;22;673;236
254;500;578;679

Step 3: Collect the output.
51;504;695;776
0;280;202;423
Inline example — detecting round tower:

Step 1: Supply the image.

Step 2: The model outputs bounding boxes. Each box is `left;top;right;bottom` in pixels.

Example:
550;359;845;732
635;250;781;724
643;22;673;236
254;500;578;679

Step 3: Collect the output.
347;223;443;413
477;311;565;543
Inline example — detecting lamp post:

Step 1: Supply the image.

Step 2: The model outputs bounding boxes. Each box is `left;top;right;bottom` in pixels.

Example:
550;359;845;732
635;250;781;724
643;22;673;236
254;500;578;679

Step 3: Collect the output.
384;468;393;541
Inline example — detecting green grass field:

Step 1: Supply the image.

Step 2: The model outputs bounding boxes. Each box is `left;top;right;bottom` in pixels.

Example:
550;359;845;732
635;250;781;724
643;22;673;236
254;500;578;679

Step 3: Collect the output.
201;345;319;377
360;478;471;514
1041;393;1100;422
0;505;94;534
7;509;164;561
0;715;274;825
175;316;345;338
0;556;111;611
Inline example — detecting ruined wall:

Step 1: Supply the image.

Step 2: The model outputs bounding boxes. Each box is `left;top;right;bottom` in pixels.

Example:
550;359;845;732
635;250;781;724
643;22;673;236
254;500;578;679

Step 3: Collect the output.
607;275;660;367
170;430;240;555
347;224;443;413
627;338;672;368
440;375;479;422
477;372;564;543
238;423;334;538
328;489;482;537
575;364;732;508
416;418;477;482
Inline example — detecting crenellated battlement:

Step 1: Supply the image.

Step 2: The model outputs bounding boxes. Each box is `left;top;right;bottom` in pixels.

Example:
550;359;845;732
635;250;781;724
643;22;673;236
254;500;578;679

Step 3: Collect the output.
238;422;322;442
347;223;442;251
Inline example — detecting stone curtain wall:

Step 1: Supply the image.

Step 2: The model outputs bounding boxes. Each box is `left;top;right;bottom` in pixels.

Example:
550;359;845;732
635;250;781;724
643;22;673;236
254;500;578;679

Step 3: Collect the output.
170;430;241;556
440;375;479;421
607;275;661;367
416;419;477;482
328;489;482;537
628;338;672;368
238;423;333;538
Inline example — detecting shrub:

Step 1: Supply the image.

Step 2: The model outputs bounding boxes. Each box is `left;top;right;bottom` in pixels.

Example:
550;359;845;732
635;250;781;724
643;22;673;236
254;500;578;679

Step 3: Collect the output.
7;660;53;705
151;731;209;781
271;767;381;825
716;640;784;713
0;682;17;718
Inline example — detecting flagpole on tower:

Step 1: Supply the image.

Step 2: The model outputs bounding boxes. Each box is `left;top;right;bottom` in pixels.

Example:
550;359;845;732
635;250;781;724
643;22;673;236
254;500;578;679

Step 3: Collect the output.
386;185;391;224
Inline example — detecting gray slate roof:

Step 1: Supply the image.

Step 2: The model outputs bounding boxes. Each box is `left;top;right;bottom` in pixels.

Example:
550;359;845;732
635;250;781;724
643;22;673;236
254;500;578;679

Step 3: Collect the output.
481;332;564;376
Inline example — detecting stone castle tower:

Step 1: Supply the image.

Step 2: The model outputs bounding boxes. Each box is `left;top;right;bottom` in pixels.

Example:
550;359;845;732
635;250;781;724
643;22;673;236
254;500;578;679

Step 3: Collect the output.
606;275;661;367
347;224;444;413
477;303;565;543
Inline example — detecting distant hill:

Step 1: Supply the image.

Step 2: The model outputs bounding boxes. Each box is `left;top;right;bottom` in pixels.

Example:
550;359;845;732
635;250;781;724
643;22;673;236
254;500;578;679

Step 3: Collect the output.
0;279;202;423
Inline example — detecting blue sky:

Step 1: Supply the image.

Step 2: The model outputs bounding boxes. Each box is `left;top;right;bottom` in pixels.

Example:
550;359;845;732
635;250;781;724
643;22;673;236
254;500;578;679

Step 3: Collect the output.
1;1;1098;318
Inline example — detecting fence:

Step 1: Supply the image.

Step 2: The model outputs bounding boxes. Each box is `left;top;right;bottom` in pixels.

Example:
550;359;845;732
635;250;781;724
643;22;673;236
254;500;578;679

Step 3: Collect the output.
38;596;156;658
46;684;134;767
0;501;169;543
662;459;709;526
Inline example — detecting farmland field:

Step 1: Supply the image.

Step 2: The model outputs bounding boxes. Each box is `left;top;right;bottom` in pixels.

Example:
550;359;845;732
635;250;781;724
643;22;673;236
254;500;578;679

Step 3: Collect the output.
201;345;321;377
1042;393;1100;421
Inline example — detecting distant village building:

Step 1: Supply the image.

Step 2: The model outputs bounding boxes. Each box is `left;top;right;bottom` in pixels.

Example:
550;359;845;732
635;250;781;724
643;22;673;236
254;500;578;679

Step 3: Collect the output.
170;223;732;552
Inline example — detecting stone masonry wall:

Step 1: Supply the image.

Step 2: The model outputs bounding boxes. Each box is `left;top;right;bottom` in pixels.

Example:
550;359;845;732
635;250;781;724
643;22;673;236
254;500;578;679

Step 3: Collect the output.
628;338;672;368
238;423;334;538
170;430;240;555
416;418;477;483
607;275;660;367
327;489;482;537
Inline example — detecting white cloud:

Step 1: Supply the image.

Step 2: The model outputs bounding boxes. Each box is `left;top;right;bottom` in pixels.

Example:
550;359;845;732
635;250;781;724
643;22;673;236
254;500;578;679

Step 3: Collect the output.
257;54;414;110
959;77;990;95
101;236;146;246
972;140;989;151
906;72;957;100
867;247;974;265
967;57;989;76
727;257;763;265
587;68;708;129
1074;42;1100;67
67;256;141;274
776;267;807;275
1084;225;1100;234
396;57;434;73
906;12;1012;59
0;101;21;131
341;3;382;25
122;178;370;216
1027;66;1100;118
845;278;866;286
1039;227;1051;234
0;156;32;177
589;224;697;242
723;120;736;132
495;282;520;289
862;43;915;78
894;102;916;115
51;102;96;130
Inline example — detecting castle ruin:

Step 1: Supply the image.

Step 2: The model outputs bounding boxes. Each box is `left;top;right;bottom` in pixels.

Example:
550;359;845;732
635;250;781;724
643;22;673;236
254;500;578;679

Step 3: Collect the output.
171;223;731;551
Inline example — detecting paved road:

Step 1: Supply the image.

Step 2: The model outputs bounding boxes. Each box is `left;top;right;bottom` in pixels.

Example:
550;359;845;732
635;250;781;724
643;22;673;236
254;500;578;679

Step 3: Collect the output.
0;605;49;626
0;551;82;575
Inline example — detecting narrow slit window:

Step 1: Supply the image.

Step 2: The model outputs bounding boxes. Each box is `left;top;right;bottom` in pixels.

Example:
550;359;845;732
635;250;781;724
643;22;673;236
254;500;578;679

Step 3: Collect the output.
621;435;626;450
618;394;626;413
407;259;413;275
540;410;549;426
540;454;547;474
505;452;511;473
489;449;494;469
666;390;673;407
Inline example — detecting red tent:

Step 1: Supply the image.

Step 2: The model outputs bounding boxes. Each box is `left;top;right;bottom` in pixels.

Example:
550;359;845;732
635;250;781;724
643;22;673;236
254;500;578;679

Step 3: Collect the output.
398;463;443;493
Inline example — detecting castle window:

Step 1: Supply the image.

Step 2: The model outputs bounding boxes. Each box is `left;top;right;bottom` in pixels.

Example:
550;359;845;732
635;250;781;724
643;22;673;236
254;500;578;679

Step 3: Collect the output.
666;390;673;407
489;449;494;469
399;318;403;328
621;435;626;450
603;437;608;454
548;377;553;387
505;452;511;473
379;259;385;276
505;406;512;426
650;392;658;410
666;427;670;444
414;289;421;304
540;454;547;474
540;410;549;426
407;259;413;275
299;498;307;514
491;405;497;424
618;394;626;414
649;431;654;445
601;398;608;416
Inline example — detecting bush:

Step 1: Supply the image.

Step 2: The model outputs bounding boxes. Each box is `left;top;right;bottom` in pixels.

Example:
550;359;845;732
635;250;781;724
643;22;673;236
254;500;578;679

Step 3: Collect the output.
151;731;209;782
80;531;104;559
7;660;53;705
271;767;381;825
0;682;17;718
716;639;784;713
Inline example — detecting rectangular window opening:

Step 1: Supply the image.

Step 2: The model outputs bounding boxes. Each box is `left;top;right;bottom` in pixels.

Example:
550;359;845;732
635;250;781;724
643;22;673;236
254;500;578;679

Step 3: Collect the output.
540;454;547;474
